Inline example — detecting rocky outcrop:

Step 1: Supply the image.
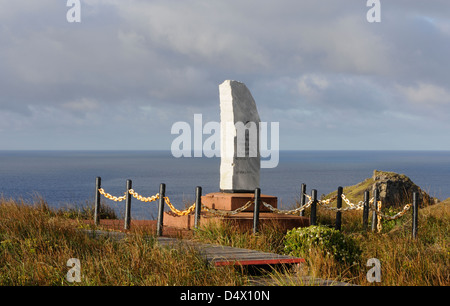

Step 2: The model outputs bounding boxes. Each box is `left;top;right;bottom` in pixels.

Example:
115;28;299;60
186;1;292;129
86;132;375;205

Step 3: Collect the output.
325;170;439;208
372;170;438;208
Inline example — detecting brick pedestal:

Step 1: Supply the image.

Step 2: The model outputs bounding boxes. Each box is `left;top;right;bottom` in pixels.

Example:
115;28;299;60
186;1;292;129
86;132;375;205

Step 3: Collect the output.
201;192;277;212
163;192;309;232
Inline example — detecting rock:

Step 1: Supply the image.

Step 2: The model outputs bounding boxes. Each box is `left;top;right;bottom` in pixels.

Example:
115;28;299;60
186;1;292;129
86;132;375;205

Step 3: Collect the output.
372;170;438;207
219;80;261;193
324;170;439;208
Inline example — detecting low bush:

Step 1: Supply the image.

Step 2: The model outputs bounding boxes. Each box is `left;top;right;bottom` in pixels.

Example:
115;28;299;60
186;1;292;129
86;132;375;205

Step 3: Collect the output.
284;225;361;265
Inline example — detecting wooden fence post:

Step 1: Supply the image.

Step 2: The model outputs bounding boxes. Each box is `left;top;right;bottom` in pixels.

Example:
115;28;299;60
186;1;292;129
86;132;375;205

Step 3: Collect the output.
335;186;343;231
310;189;317;226
94;177;101;226
412;192;419;239
372;188;379;232
253;188;261;234
363;190;370;230
194;186;202;229
124;179;132;230
300;183;306;217
156;183;166;237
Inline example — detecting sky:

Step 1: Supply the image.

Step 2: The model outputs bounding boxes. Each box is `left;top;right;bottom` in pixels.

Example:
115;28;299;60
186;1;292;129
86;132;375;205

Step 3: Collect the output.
1;0;449;151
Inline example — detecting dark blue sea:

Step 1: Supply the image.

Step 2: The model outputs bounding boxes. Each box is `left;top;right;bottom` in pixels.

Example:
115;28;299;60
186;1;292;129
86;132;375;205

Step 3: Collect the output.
0;150;449;219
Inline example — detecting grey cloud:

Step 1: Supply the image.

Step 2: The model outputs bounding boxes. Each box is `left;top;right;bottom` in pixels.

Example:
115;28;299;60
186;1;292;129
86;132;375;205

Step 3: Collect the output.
0;0;449;149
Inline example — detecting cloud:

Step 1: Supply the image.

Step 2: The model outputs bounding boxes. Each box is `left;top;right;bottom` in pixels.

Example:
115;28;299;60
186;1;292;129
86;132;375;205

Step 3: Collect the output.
0;1;449;150
397;82;450;105
297;74;330;97
62;98;100;113
395;82;450;121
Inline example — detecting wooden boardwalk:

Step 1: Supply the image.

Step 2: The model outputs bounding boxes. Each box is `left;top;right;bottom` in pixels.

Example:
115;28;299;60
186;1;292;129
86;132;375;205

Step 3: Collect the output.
83;230;355;285
84;230;303;267
156;237;305;267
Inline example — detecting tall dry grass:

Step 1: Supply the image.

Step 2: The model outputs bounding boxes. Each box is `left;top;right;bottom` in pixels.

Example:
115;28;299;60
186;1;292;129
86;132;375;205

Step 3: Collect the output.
195;200;449;286
0;198;247;286
1;196;447;286
194;220;286;254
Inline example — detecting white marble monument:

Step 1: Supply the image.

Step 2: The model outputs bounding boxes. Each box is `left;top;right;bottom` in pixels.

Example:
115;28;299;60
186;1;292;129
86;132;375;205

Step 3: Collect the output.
219;80;260;193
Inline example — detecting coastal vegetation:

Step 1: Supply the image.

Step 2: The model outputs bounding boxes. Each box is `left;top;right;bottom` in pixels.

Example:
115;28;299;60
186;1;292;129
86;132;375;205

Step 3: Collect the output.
195;198;449;286
0;198;244;286
0;194;448;286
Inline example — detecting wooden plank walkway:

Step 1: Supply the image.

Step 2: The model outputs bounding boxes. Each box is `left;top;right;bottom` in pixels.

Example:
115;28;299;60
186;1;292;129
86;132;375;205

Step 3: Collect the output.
83;230;304;267
156;237;305;267
83;230;355;285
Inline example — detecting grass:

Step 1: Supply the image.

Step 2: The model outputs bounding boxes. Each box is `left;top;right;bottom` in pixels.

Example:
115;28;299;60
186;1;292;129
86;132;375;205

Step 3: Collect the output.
0;197;247;286
1;195;448;286
194;199;450;286
193;220;286;254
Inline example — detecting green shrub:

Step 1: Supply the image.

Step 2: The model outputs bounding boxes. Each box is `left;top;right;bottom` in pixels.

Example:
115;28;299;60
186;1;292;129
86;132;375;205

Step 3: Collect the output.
284;225;361;264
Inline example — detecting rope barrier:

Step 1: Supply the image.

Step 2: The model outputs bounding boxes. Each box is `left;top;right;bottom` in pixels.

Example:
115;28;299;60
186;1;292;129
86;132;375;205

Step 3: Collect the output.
304;193;411;218
128;189;160;202
164;197;196;216
98;188;127;202
262;196;315;215
97;187;412;230
377;201;383;233
98;188;160;203
376;203;411;220
202;201;254;216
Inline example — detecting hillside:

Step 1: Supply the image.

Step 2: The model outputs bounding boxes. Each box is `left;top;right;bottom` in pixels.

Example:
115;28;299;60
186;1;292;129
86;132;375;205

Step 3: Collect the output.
420;197;449;216
324;170;439;208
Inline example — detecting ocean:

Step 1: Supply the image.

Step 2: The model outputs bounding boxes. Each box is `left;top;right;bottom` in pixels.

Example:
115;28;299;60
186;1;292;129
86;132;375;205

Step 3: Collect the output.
0;150;449;220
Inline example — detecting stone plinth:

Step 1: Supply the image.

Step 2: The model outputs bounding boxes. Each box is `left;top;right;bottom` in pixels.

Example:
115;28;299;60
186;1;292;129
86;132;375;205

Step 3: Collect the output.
163;211;309;231
201;192;277;212
163;192;309;231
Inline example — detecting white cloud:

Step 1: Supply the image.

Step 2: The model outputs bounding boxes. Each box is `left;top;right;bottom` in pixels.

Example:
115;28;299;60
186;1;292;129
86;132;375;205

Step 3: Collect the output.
297;74;330;97
435;20;450;36
1;1;450;149
397;82;450;105
62;98;100;112
117;1;271;70
296;15;393;75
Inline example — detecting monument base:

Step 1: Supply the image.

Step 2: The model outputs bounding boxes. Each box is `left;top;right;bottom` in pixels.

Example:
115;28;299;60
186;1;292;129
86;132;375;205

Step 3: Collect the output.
163;192;309;232
163;212;309;232
201;192;277;212
220;189;259;193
